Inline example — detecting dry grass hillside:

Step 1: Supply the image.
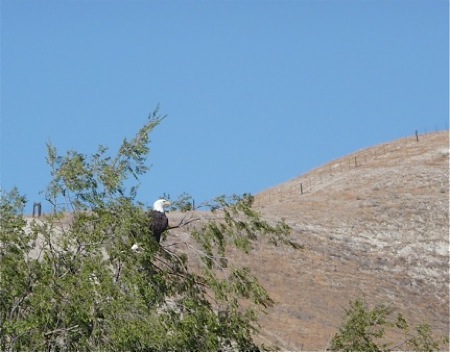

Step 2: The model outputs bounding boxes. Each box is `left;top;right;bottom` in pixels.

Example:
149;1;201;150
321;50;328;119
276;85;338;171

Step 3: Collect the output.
165;131;449;351
245;131;449;350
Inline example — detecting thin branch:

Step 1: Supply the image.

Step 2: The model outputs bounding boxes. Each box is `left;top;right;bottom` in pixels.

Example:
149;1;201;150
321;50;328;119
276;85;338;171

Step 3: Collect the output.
160;247;188;273
9;279;32;319
151;257;209;288
114;258;123;283
44;325;80;337
167;212;202;230
165;241;230;271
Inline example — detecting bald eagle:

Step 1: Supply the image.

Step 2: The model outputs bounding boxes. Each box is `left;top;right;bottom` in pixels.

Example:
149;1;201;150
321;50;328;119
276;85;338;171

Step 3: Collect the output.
148;199;170;243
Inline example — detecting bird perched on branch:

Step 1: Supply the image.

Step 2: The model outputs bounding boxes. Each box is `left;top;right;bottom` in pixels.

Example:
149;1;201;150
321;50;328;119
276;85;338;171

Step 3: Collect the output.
148;198;171;243
131;199;171;252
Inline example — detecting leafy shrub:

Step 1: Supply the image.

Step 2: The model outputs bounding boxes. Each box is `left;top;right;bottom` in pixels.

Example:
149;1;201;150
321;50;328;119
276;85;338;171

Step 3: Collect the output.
328;299;448;352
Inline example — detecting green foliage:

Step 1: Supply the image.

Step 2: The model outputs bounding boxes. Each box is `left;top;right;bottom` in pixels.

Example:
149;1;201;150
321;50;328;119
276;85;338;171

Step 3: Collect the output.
0;108;296;351
45;107;165;212
404;323;445;352
329;299;447;352
328;299;392;352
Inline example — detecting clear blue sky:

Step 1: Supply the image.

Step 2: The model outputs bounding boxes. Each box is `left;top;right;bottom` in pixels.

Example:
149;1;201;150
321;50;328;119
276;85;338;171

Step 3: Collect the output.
1;0;448;212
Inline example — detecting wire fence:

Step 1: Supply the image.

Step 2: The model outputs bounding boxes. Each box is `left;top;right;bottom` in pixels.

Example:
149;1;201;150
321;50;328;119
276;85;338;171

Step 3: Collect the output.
255;128;449;204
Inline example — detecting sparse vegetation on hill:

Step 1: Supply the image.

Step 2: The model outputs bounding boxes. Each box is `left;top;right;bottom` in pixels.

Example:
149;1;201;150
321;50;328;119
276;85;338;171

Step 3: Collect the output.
328;299;448;352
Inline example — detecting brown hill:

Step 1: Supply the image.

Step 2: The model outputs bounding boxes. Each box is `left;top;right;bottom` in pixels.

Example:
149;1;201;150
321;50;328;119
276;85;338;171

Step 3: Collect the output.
166;131;448;350
244;131;448;350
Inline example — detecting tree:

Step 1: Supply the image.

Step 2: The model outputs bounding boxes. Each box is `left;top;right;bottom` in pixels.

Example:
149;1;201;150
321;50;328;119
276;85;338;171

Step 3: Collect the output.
328;299;448;352
0;108;295;351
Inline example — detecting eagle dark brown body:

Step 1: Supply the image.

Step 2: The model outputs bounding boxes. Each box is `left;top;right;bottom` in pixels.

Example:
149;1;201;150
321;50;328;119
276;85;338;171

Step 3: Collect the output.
148;209;169;243
148;199;170;243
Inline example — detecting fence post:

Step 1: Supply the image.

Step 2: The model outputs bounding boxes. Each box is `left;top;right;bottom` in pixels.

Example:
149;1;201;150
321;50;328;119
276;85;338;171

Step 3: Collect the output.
415;130;419;142
32;202;42;218
300;183;303;195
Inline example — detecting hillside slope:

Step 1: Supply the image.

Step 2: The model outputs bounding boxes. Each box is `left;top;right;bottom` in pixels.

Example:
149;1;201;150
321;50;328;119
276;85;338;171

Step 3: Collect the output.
246;131;448;350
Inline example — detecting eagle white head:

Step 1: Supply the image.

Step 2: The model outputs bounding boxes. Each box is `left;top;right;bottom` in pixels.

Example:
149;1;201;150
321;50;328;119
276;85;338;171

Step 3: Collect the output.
153;199;171;213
